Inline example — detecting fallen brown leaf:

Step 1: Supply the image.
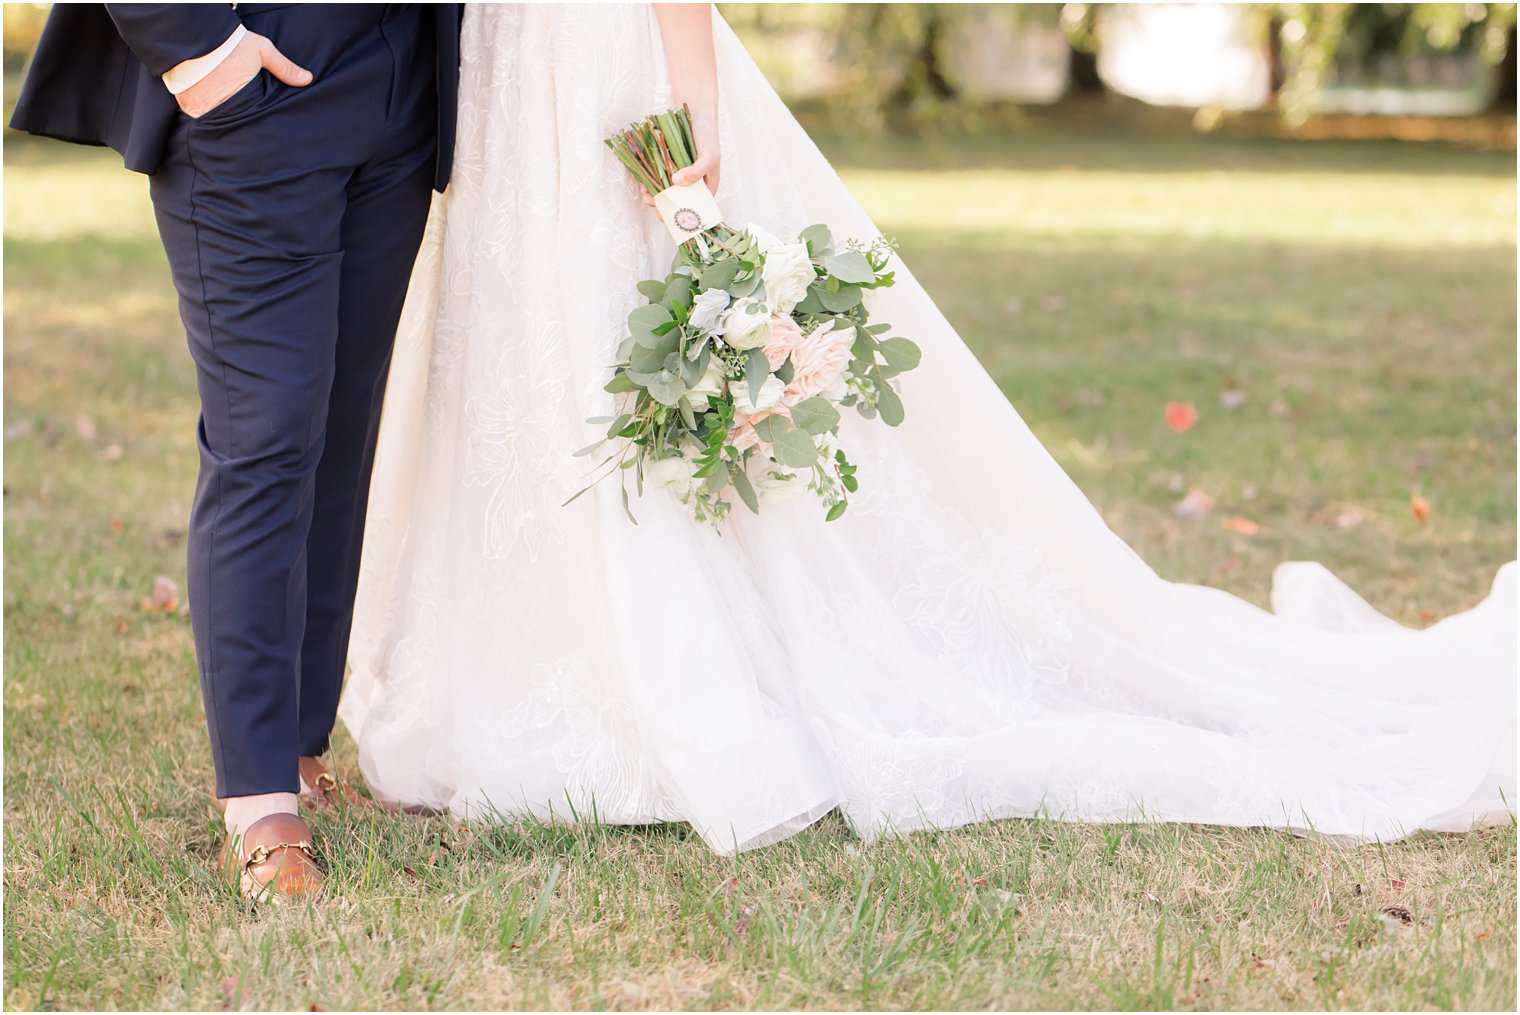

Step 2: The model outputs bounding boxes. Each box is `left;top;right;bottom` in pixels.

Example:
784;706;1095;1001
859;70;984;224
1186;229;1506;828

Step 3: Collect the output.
1173;487;1215;520
141;575;179;613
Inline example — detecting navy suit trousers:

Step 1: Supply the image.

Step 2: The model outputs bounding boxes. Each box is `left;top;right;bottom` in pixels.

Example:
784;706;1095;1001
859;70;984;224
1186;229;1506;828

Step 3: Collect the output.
148;4;437;797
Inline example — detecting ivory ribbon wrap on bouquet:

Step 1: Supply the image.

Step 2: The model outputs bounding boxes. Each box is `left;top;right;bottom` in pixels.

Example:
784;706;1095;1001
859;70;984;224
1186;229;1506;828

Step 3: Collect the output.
654;181;724;243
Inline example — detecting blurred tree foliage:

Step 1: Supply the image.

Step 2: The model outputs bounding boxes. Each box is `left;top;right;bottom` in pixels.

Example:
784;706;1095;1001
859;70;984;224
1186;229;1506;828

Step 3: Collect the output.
1274;2;1517;123
4;4;1513;126
720;2;1517;129
2;3;49;73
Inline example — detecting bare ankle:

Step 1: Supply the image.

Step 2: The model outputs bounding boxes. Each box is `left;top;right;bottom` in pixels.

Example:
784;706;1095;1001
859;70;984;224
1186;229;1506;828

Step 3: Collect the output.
223;792;299;841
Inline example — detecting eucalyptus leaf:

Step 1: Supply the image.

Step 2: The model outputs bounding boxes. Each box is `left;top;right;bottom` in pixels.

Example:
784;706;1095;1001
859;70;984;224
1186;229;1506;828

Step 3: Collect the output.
645;370;687;407
745;347;770;406
636;279;667;302
799;223;832;255
821;249;875;284
753;416;818;468
878;337;922;373
700;257;740;292
793;288;826;315
604;372;638;394
665;274;694;309
679;349;702;384
728;463;760;514
875;379;905;426
629;304;673;347
789;395;841;435
818;284;863;313
627;343;666;373
621;484;638;525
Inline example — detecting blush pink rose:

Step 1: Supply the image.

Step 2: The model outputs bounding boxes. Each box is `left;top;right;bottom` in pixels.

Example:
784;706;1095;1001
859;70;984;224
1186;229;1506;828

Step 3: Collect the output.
762;316;805;371
783;323;855;405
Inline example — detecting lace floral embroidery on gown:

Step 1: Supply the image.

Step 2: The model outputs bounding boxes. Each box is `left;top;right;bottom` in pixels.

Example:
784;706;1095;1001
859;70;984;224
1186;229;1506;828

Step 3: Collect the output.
342;4;1517;855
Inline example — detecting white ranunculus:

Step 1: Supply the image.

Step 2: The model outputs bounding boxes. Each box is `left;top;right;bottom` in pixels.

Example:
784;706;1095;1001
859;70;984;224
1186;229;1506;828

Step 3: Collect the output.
688;288;730;336
760;242;816;317
685;358;727;403
751;463;809;503
731;374;787;418
720;297;772;351
645;455;698;498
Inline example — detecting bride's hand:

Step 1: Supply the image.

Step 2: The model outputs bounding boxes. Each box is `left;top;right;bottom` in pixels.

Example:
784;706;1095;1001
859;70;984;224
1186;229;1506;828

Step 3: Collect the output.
673;115;720;195
642;116;720;210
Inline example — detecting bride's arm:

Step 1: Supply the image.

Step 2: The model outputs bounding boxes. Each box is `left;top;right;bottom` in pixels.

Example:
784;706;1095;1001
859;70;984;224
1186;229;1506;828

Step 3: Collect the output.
652;3;720;197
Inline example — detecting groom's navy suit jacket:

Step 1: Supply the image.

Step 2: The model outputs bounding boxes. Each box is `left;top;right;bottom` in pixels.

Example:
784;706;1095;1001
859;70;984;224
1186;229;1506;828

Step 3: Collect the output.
10;2;462;190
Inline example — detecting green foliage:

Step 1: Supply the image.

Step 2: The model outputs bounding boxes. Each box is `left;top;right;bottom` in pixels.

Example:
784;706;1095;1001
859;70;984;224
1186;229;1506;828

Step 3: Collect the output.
722;3;1517;130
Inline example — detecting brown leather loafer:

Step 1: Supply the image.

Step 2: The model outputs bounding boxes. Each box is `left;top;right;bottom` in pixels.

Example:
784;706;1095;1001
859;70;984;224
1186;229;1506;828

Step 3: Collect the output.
298;755;368;810
222;812;323;901
300;755;441;817
212;757;441;818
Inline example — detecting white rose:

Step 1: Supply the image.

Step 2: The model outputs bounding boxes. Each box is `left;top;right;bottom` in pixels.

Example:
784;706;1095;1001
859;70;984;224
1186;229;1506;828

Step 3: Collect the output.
688;288;730;336
750;463;809;503
760;242;816;317
731;374;787;418
720;297;772;351
686;358;727;404
645;455;698;498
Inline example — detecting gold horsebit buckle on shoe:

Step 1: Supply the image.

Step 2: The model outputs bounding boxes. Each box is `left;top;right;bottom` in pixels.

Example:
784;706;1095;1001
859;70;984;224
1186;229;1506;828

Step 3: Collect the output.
245;841;318;869
313;772;338;795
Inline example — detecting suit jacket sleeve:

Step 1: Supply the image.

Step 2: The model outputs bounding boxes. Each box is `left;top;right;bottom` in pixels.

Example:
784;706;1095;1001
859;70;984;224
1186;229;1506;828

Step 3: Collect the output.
105;3;243;79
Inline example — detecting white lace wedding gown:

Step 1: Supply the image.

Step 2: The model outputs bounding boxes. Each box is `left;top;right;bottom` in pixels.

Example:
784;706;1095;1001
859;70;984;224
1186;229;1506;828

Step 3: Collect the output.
341;4;1516;854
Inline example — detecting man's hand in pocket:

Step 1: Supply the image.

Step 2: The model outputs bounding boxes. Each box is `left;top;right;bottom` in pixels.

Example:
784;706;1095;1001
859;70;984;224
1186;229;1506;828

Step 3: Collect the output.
176;31;313;118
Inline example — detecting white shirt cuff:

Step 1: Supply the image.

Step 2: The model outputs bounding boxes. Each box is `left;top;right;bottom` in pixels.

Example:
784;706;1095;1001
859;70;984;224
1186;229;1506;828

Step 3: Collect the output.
162;26;247;96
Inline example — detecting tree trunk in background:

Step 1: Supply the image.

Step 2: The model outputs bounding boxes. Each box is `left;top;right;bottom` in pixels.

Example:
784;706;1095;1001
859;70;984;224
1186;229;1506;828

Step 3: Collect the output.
1491;25;1516;111
1068;44;1104;94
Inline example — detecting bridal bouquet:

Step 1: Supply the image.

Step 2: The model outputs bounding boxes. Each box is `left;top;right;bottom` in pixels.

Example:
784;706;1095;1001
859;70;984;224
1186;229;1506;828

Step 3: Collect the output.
574;106;922;527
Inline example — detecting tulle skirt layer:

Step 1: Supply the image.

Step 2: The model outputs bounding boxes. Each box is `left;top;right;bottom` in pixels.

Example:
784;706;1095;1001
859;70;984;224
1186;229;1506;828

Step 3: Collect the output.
341;4;1516;853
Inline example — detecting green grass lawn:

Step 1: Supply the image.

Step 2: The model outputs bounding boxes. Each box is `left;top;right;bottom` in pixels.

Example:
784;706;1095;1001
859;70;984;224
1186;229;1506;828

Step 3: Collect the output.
3;118;1515;1010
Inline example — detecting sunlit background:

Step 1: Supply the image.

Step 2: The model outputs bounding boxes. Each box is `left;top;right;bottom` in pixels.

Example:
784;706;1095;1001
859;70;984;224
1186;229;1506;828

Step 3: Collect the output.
2;5;1516;1010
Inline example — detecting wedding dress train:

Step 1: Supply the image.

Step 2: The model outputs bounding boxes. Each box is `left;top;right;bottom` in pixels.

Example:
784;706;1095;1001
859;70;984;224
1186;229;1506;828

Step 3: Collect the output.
340;4;1516;854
